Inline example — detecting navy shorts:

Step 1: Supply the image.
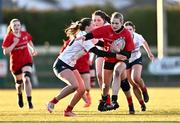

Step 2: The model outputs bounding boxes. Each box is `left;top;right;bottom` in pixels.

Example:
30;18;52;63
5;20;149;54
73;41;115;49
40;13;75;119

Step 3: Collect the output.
104;60;128;70
53;58;75;76
126;57;142;69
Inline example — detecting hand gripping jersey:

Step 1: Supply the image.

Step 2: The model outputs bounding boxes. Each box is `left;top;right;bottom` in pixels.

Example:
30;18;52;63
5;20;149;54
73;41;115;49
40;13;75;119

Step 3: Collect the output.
91;25;135;63
58;31;94;67
2;31;33;73
129;32;145;63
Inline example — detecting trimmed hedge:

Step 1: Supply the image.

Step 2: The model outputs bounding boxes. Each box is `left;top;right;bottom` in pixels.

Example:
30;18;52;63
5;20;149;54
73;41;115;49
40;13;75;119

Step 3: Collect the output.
2;6;115;45
125;6;157;46
2;6;180;46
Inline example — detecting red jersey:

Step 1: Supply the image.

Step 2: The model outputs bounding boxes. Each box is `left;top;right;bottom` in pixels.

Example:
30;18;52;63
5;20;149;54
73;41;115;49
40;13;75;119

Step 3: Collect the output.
91;25;135;63
2;31;33;73
74;53;90;73
60;39;70;53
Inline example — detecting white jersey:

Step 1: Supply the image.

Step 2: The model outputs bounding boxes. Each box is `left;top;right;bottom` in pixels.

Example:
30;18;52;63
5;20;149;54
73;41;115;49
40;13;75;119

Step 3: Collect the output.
129;32;145;63
58;31;94;67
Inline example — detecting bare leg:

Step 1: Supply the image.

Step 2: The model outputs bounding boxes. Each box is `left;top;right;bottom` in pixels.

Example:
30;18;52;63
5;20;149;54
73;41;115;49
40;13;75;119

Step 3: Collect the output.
112;62;126;96
102;69;113;96
68;70;85;107
55;69;79;100
12;73;24;108
81;73;91;107
95;57;104;89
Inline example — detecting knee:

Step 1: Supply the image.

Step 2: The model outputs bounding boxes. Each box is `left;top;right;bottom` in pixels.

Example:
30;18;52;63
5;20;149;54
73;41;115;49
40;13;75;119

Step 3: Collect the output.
102;83;110;89
15;82;22;89
133;76;141;84
23;71;32;82
114;70;120;77
72;85;78;91
114;67;124;77
97;73;102;81
15;80;23;89
80;89;85;95
16;80;23;84
121;79;131;92
77;87;85;95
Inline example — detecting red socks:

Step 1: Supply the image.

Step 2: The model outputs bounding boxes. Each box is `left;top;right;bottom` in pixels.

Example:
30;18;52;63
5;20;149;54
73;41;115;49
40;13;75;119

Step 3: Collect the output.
106;94;111;105
65;105;73;112
141;86;147;93
127;96;133;106
50;97;59;104
139;99;145;105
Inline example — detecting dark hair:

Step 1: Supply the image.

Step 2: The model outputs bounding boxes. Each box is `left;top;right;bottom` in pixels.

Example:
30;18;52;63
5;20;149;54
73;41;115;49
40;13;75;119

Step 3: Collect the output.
124;21;135;29
65;18;92;37
92;10;110;23
79;18;92;31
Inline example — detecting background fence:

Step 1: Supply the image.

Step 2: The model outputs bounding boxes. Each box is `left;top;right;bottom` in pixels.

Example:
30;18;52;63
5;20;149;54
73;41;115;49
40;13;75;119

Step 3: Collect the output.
1;46;180;88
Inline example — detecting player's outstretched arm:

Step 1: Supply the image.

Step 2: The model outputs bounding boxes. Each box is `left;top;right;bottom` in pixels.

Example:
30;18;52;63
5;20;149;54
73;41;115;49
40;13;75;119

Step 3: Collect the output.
89;47;127;61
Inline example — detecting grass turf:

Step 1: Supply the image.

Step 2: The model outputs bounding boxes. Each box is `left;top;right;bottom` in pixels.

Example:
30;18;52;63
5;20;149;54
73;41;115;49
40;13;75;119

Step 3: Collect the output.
0;87;180;122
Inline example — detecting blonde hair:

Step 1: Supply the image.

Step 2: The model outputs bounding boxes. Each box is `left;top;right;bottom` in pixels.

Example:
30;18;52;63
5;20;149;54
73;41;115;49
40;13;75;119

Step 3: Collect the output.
124;21;135;29
65;18;92;37
65;21;80;37
6;18;20;34
111;12;124;23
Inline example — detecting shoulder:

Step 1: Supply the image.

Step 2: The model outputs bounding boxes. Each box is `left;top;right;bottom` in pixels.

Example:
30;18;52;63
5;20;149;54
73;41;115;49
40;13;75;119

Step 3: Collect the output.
134;32;144;39
104;24;111;29
21;31;30;35
99;25;111;30
21;31;32;37
4;32;13;39
134;32;142;37
76;31;87;37
123;27;131;36
21;31;32;38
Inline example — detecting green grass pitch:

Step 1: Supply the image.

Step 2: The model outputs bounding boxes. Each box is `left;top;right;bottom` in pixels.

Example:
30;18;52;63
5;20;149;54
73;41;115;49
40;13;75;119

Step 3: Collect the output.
0;87;180;122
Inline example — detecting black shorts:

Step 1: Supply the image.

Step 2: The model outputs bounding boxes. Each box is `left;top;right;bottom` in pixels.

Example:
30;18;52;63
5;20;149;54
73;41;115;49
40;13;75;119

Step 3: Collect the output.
53;58;75;75
126;57;142;69
13;63;33;75
104;60;128;70
79;71;90;74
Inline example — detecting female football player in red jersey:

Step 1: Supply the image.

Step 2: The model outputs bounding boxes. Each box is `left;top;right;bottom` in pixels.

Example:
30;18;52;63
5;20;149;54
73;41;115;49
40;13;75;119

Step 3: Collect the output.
47;18;126;117
91;10;110;88
2;18;37;109
124;21;155;111
91;11;137;113
91;10;111;105
76;12;136;114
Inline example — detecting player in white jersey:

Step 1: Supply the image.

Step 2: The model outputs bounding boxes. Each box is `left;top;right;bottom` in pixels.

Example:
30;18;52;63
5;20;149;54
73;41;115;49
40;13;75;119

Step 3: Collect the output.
46;18;127;117
124;21;155;111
